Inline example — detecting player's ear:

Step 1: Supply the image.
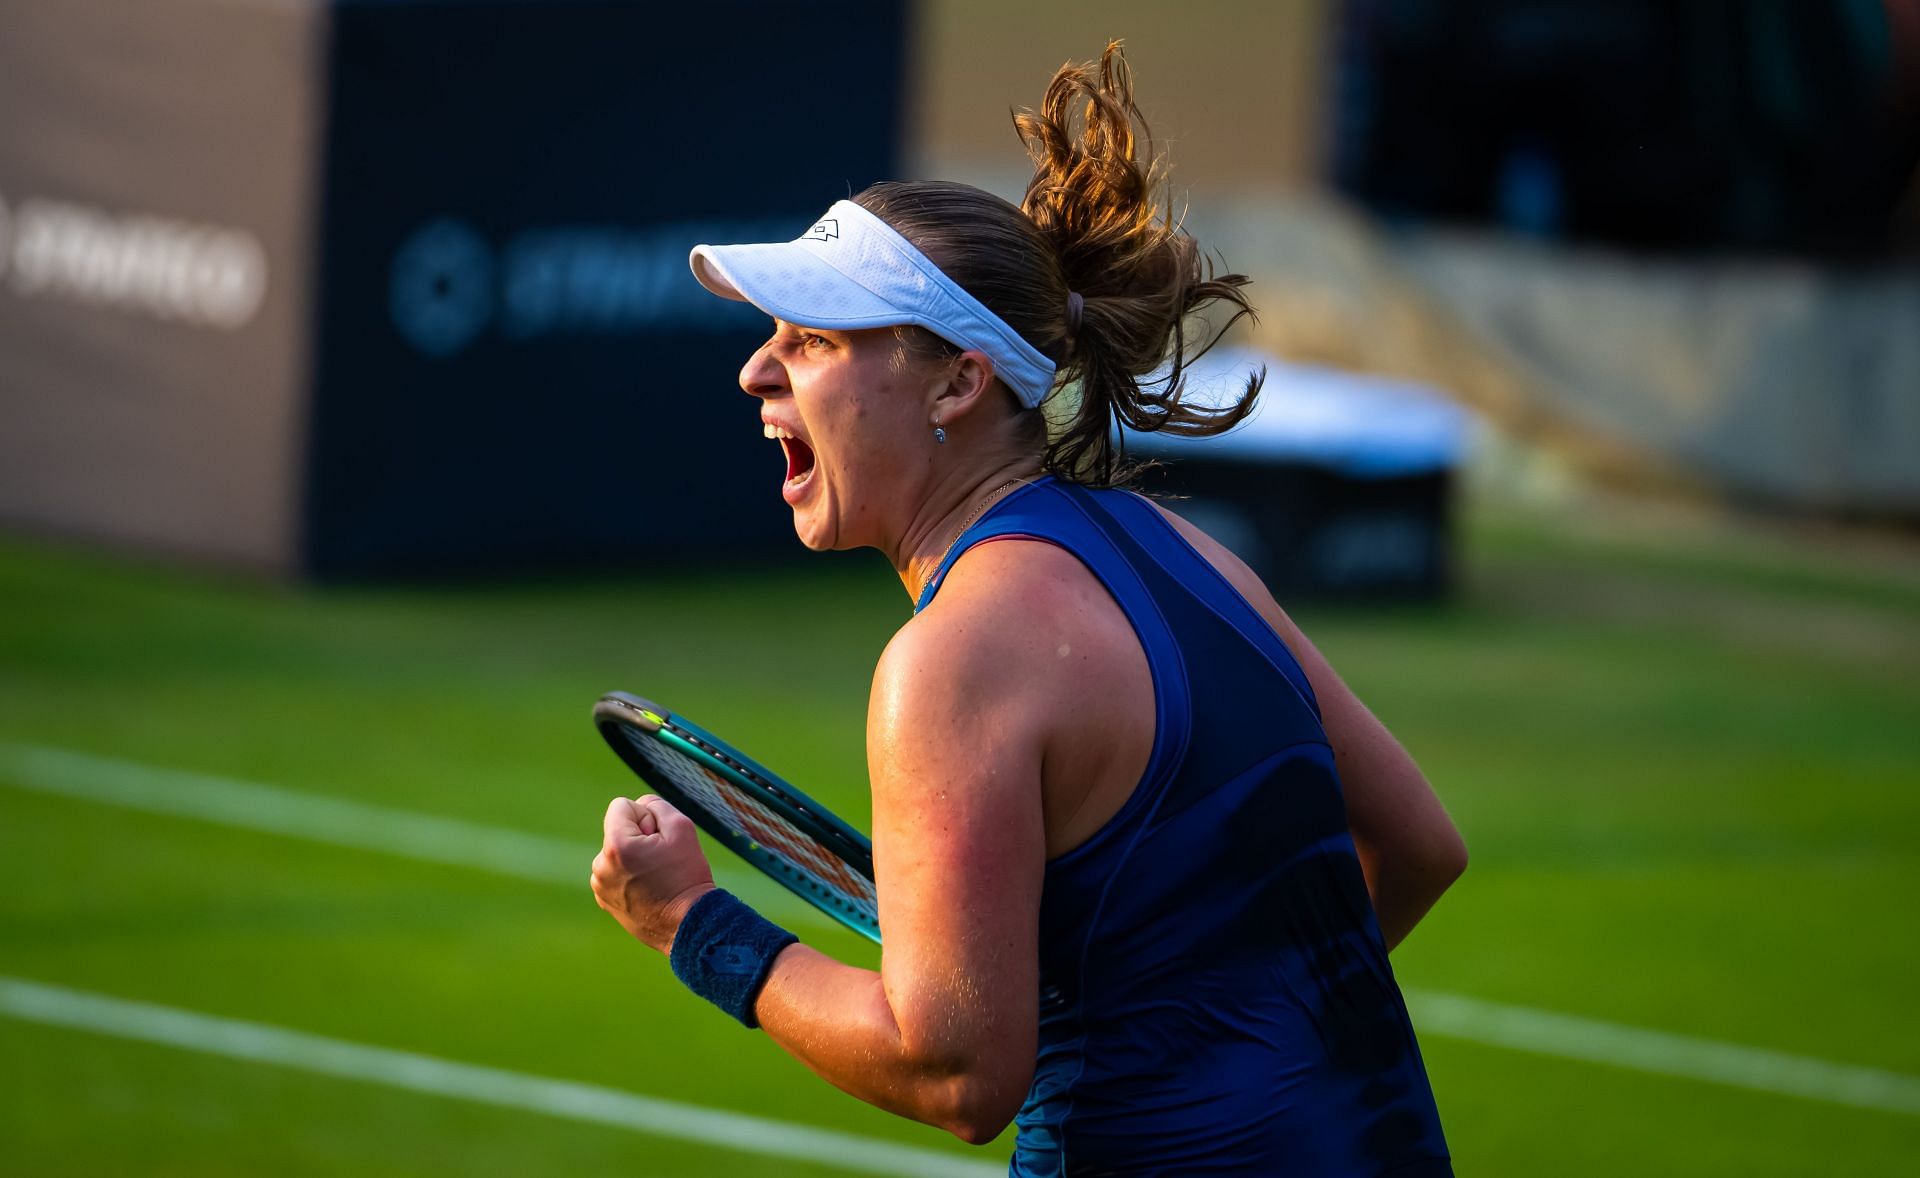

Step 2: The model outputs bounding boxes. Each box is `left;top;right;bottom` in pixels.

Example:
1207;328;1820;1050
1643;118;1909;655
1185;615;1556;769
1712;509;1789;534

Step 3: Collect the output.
930;348;998;422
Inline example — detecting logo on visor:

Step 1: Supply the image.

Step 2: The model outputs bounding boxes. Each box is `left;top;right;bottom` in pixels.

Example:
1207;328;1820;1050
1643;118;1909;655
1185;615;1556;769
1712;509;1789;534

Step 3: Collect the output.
803;218;839;242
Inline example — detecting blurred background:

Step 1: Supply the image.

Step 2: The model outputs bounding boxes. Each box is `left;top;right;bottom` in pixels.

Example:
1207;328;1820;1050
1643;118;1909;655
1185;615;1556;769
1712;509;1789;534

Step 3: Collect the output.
2;0;1917;1174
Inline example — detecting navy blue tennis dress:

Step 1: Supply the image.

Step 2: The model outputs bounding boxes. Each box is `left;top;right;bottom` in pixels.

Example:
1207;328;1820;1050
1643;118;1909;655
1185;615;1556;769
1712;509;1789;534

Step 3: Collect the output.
915;478;1452;1177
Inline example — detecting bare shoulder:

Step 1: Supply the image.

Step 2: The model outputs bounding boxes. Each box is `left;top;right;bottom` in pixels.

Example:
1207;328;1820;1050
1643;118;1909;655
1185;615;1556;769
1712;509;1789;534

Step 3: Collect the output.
873;533;1155;860
871;536;1138;753
880;539;1112;683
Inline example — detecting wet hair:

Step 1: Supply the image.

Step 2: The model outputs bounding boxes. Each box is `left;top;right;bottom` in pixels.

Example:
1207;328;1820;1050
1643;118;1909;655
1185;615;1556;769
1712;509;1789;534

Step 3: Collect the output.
854;41;1259;488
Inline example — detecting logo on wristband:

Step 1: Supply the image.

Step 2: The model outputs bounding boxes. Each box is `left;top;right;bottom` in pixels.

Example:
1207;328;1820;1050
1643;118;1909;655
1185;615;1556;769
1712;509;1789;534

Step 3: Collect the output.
704;944;759;975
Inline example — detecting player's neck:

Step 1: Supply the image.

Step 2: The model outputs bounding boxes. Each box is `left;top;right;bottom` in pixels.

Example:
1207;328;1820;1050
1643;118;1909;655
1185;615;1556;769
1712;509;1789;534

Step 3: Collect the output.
896;457;1044;604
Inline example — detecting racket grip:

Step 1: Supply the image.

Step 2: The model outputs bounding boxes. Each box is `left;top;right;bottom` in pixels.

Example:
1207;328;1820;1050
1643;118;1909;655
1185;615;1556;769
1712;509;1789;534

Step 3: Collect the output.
668;889;798;1028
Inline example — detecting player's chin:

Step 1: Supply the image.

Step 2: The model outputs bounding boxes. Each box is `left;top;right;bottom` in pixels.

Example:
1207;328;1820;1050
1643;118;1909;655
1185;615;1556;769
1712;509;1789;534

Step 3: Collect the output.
797;497;871;554
791;518;835;552
788;489;839;552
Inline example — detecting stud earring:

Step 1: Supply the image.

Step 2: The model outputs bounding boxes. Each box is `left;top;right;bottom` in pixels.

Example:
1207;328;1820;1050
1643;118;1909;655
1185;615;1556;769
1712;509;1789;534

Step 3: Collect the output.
933;425;947;444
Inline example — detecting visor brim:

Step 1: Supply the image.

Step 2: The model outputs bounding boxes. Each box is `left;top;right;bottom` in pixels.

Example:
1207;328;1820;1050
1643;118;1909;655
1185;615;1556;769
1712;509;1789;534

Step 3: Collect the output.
690;242;915;331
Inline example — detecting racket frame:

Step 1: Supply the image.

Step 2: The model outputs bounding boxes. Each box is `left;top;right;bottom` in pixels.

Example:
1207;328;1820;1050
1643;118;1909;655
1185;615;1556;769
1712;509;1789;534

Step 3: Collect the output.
593;691;880;943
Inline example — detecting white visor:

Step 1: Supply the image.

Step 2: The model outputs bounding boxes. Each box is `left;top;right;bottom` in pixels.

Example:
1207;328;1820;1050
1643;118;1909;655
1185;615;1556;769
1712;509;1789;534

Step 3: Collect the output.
689;200;1059;409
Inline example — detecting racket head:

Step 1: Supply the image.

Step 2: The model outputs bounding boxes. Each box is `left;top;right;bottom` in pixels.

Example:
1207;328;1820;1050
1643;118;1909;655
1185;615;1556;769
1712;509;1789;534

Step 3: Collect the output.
593;691;880;943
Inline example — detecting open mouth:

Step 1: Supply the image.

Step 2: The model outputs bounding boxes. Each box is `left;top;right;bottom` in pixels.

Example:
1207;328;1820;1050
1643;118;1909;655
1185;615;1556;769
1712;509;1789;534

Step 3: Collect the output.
782;435;817;486
764;422;817;498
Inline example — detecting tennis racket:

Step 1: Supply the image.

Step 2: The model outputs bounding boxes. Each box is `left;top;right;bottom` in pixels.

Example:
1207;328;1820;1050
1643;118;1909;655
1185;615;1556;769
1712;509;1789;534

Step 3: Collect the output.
592;691;880;944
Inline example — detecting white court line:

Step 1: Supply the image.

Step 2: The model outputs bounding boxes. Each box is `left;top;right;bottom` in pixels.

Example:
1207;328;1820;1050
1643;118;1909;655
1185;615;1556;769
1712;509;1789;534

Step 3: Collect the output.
0;976;1001;1178
0;742;836;934
4;742;1918;1119
1405;989;1920;1117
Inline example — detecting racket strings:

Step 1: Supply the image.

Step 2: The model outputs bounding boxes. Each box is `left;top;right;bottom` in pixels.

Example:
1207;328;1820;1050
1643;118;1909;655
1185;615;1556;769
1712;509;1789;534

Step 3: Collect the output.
672;726;871;871
624;732;878;923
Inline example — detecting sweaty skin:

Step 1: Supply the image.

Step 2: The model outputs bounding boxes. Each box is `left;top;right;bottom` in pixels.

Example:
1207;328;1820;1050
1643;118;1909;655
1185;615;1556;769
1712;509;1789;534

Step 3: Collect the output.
591;324;1465;1143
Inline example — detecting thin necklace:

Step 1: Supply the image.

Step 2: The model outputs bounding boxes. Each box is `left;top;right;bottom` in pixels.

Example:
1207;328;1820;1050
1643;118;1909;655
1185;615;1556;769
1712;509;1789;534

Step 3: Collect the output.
916;478;1025;600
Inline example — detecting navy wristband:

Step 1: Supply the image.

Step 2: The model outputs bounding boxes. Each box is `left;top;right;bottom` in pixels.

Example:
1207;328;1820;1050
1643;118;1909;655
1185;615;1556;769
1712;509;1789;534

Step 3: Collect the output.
668;889;797;1028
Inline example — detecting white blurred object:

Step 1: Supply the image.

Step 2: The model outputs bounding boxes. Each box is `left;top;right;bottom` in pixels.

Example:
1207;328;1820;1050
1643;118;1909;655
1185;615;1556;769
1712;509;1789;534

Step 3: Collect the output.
1125;345;1476;478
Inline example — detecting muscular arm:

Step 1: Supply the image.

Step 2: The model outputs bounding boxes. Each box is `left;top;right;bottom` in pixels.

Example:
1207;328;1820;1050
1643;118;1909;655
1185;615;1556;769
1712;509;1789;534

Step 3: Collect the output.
729;594;1047;1142
1152;505;1467;948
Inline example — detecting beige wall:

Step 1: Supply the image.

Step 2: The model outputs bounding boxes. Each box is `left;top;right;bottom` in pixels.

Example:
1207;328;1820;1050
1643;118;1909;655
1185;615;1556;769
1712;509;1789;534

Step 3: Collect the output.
907;0;1331;198
0;0;327;573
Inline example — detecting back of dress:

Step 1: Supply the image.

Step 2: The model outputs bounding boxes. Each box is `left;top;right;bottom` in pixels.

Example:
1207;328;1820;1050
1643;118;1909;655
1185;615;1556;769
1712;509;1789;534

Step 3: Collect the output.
918;478;1451;1177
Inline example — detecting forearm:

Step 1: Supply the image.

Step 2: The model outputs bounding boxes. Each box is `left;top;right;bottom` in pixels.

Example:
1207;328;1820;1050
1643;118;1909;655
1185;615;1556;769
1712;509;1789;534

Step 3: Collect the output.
747;945;1013;1143
597;793;1030;1142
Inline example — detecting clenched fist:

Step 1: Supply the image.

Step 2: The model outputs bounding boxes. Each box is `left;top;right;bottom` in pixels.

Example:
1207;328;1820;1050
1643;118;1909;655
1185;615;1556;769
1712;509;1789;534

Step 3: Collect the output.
590;795;716;954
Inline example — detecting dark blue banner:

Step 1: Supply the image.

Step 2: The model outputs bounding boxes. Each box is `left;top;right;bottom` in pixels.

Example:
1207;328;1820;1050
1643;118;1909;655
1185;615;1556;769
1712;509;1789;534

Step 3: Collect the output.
304;0;908;578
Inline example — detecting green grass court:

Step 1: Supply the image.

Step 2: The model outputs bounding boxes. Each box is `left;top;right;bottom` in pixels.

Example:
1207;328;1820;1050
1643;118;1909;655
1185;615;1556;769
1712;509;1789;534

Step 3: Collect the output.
3;500;1917;1174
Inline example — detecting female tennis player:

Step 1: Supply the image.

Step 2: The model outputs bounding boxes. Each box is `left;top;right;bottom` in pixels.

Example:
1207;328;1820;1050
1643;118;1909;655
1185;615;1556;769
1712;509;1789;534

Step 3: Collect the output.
592;44;1465;1175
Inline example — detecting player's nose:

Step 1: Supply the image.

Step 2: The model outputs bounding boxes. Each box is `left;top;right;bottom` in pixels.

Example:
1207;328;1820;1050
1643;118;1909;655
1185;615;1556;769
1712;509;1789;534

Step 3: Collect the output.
739;341;788;401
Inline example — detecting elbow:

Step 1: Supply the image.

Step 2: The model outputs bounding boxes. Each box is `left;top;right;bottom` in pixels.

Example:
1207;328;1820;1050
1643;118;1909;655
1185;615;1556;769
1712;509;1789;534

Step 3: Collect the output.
926;1070;1025;1146
1371;826;1467;896
894;1013;1033;1145
1449;826;1469;879
949;1118;1011;1148
1427;825;1468;891
1440;828;1468;881
943;1100;1017;1147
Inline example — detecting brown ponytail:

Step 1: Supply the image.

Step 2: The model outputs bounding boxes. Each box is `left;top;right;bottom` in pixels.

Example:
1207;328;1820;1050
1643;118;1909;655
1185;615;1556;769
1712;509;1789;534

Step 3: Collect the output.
856;41;1259;487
